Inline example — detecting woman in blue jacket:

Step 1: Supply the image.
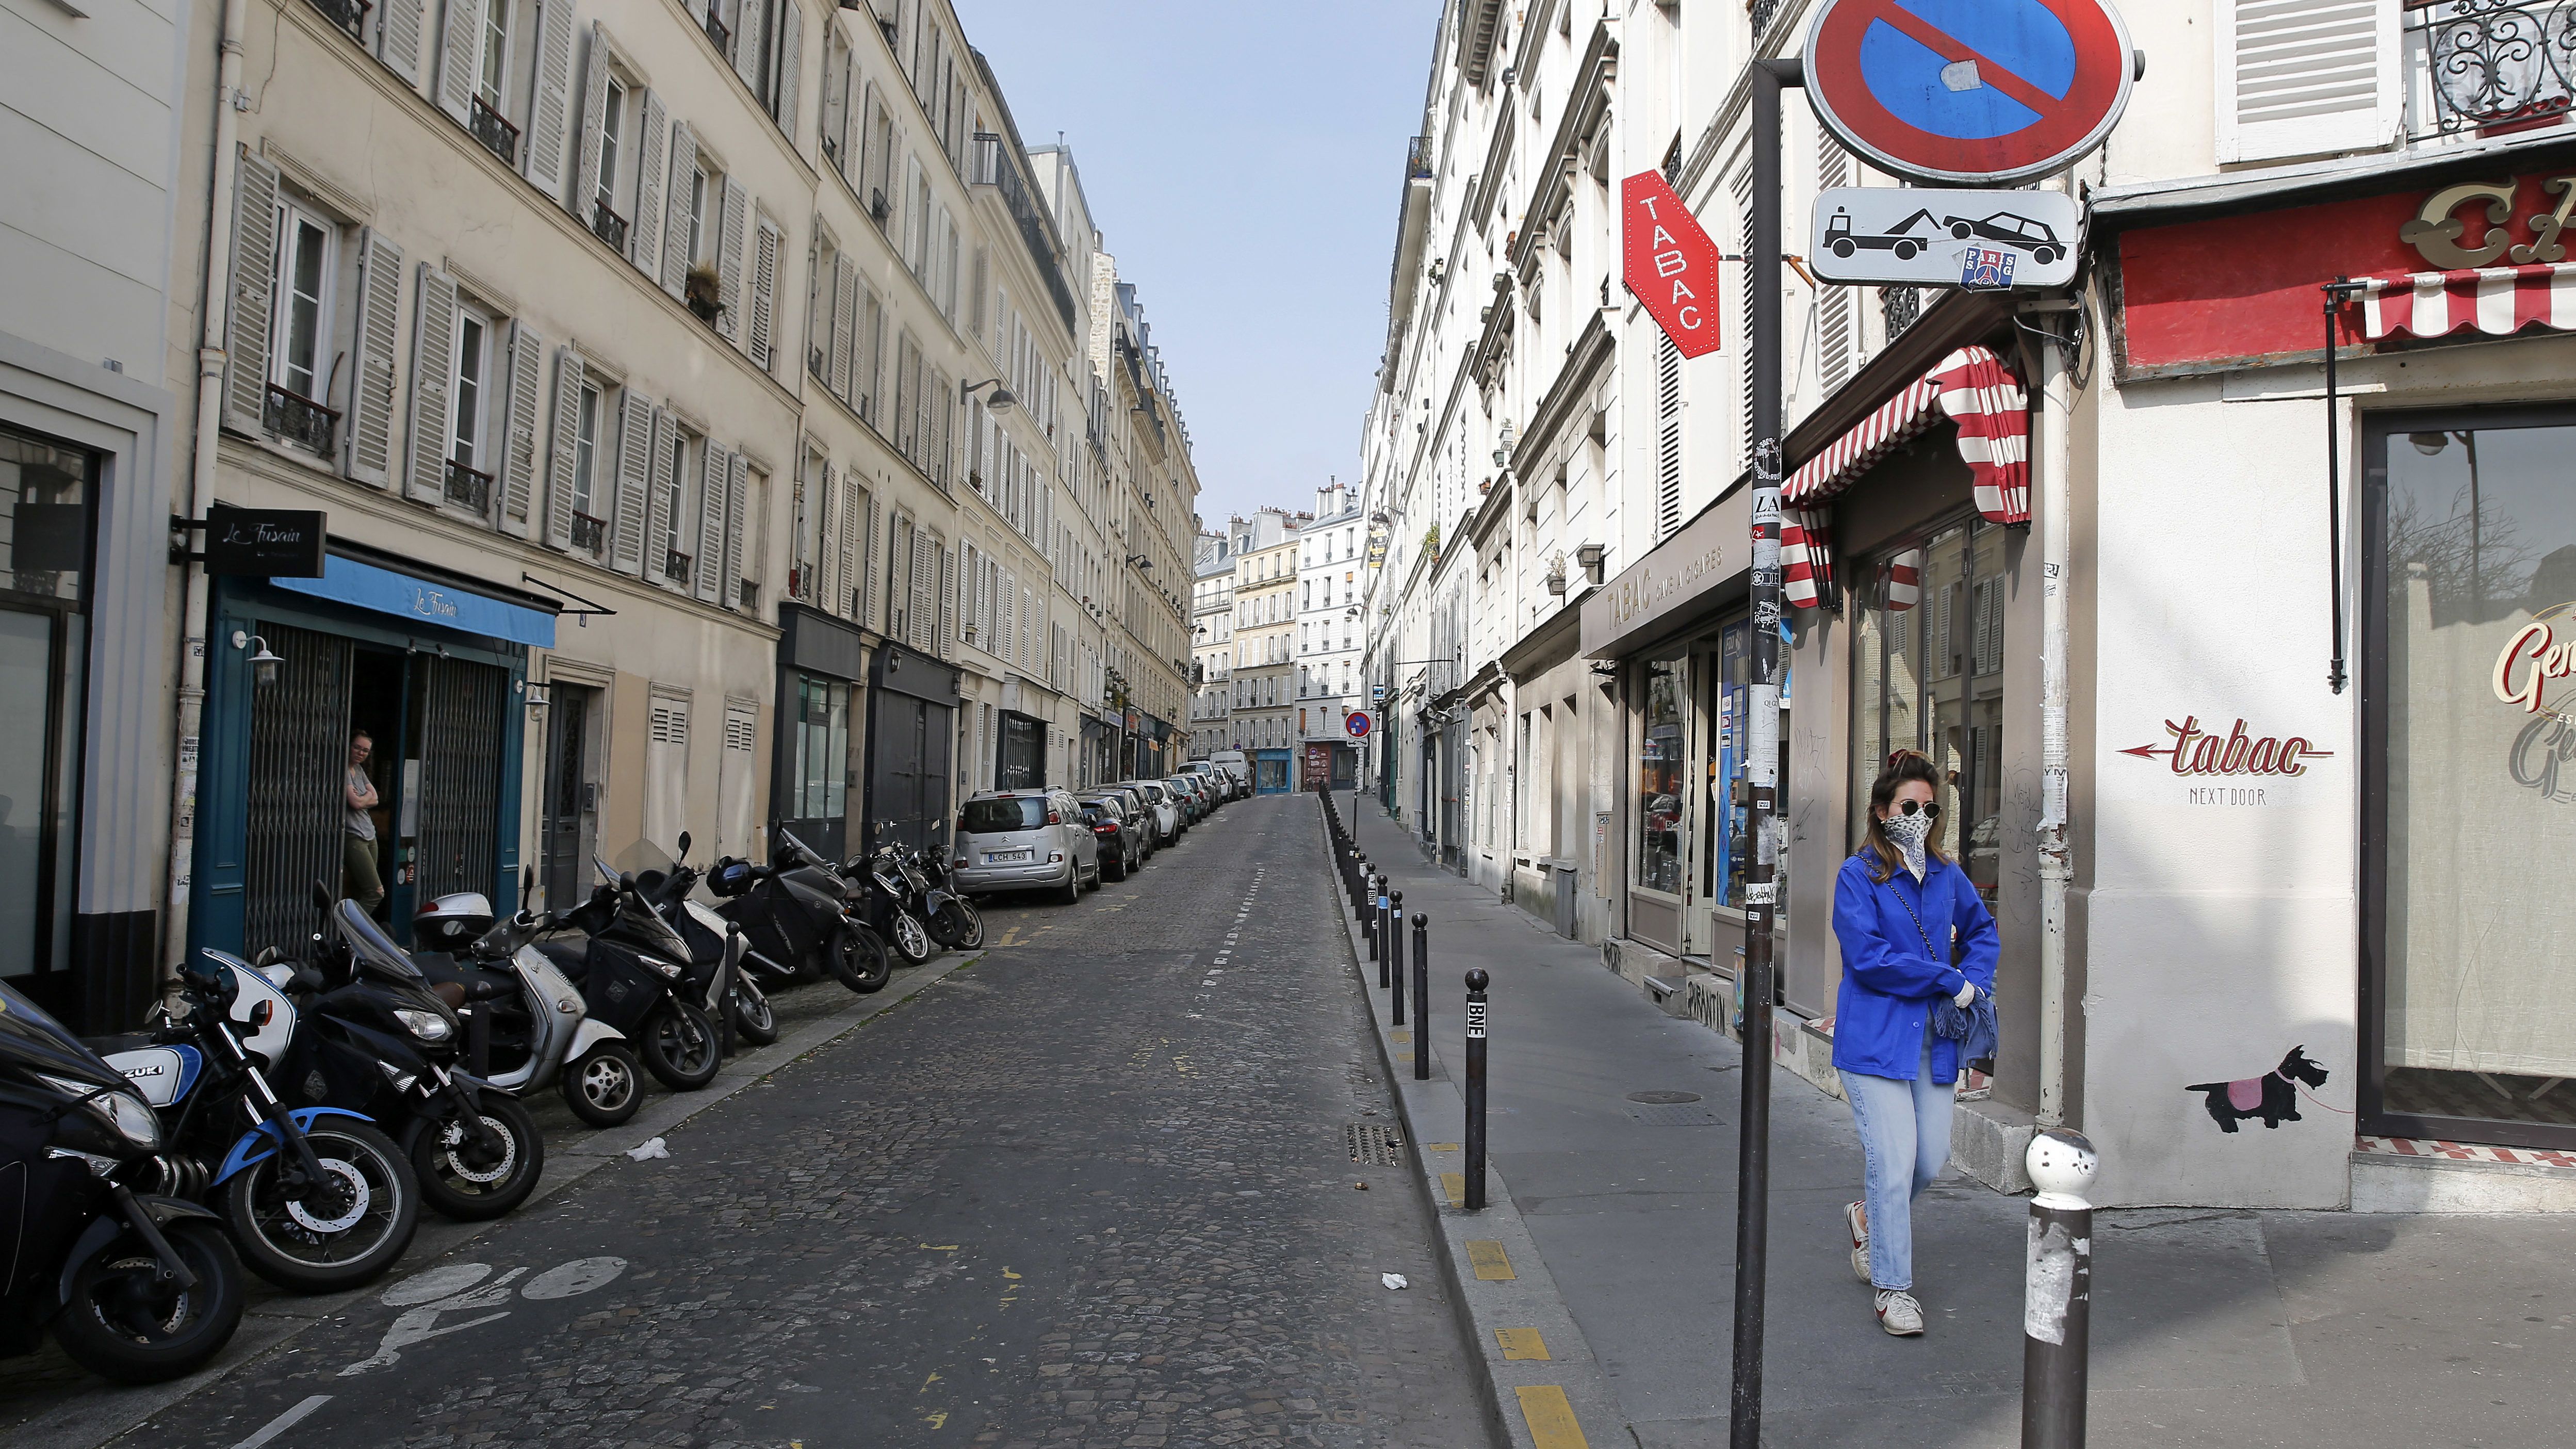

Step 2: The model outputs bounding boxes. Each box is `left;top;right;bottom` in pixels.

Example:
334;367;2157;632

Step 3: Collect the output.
1832;750;1997;1337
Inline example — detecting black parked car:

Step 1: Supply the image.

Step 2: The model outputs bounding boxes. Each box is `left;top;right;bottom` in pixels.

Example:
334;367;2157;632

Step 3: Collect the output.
1080;797;1144;881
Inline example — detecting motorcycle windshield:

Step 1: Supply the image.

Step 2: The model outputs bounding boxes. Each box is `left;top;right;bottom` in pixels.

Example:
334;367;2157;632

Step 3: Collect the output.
337;899;425;983
0;976;124;1086
616;891;693;961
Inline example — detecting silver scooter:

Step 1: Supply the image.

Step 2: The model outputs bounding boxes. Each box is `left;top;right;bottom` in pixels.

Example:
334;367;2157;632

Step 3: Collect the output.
411;881;646;1128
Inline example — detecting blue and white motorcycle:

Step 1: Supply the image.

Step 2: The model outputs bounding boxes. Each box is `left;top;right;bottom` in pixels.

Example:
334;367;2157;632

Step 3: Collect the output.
92;948;420;1293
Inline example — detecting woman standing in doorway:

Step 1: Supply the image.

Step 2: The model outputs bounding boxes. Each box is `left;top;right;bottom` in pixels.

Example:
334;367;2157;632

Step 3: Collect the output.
344;730;385;915
1833;750;1997;1337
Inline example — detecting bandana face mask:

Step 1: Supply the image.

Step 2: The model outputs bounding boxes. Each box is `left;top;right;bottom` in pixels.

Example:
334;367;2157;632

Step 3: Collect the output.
1881;808;1932;878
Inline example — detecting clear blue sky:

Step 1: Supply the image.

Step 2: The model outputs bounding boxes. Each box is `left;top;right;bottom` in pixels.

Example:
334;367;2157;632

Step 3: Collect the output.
957;1;1442;529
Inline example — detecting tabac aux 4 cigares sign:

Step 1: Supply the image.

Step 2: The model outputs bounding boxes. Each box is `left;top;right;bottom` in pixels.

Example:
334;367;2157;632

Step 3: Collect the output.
1622;170;1725;359
2120;715;2332;806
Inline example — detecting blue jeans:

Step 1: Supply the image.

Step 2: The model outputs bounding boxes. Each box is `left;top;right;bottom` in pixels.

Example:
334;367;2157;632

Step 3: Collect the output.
1839;1022;1954;1292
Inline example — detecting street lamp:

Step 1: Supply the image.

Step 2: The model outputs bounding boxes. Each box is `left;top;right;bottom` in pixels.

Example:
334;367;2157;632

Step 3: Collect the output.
237;631;284;687
960;378;1016;411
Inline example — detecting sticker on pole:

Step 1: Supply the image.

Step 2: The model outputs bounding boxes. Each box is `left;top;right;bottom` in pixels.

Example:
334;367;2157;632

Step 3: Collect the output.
1803;0;2136;186
1622;170;1726;359
1345;710;1373;739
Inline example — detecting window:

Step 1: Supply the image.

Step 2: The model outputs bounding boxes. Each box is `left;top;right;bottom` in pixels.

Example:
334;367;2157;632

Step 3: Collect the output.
570;381;602;518
477;1;511;111
1849;517;2007;905
596;78;625;219
789;674;851;822
268;199;336;412
450;309;490;470
662;428;694;583
687;164;710;267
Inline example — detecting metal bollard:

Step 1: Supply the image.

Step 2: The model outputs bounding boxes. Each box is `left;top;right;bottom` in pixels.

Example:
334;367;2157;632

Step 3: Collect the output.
1390;892;1407;1024
1463;968;1489;1210
1410;914;1429;1081
1372;874;1389;973
2021;1129;2099;1449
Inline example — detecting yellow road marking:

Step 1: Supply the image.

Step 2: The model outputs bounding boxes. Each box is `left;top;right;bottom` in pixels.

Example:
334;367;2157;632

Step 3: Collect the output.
1389;1030;1410;1044
1466;1240;1515;1280
918;1243;959;1251
1514;1386;1588;1448
1001;1267;1022;1280
1423;1142;1459;1152
923;1409;949;1429
1496;1327;1551;1361
919;1372;941;1391
1441;1173;1465;1206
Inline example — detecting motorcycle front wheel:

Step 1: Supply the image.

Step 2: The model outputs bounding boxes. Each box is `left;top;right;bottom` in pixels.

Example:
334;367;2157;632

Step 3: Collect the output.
52;1218;246;1384
889;909;932;964
562;1042;642;1127
640;1000;723;1090
828;922;893;994
220;1120;419;1293
935;900;985;950
412;1093;545;1222
731;976;779;1045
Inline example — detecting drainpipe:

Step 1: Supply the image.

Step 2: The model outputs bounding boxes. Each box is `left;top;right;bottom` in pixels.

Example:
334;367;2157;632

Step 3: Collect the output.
2031;279;2079;1132
167;0;252;982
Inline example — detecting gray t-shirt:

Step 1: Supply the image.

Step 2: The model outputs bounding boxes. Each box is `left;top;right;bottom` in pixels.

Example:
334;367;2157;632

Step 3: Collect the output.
346;767;376;840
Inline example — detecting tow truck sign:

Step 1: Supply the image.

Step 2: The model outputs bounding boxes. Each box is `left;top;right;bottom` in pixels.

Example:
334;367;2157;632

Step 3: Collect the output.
1808;185;2081;289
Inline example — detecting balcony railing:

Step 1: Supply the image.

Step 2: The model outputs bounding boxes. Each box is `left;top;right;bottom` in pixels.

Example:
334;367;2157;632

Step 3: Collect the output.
703;7;731;59
468;96;519;166
1751;0;1784;40
569;511;606;555
444;458;494;514
2406;0;2576;139
304;0;370;44
1881;285;1921;341
738;577;758;611
589;200;628;254
664;548;692;587
264;382;339;455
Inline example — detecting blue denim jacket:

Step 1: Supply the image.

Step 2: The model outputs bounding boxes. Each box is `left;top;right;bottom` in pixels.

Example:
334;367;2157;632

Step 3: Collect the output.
1830;852;1999;1083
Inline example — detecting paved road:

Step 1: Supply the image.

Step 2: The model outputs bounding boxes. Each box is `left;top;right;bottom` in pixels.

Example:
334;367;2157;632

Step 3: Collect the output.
112;794;1490;1449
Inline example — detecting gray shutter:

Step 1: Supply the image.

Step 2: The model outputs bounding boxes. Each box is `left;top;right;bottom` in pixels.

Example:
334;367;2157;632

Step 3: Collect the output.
860;288;882;421
715;178;749;343
644;409;676;581
748;218;779;370
377;0;426;84
774;0;802;140
828;255;856;399
695;442;729;603
436;0;484;126
861;491;879;626
570;22;611;225
836;471;861;619
501;318;542;535
661;120;696;298
731;0;765;94
631;90;667;275
612;390;652;574
722;448;749;610
524;0;577;198
937;543;953;658
816;458;839;606
544;347;583;549
404;264;459;504
345;227;403;487
223;148;280;436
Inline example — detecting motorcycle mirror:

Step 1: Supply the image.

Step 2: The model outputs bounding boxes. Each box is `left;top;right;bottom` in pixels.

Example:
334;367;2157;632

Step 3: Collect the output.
619;871;637;892
309;880;333;911
521;864;535;897
676;830;692;859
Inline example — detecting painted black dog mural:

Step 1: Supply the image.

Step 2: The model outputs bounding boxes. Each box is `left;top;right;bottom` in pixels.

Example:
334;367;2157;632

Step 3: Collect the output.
2186;1046;2329;1131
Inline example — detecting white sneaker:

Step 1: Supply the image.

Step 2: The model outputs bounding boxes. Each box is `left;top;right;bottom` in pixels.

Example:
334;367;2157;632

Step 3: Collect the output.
1843;1201;1870;1284
1874;1289;1925;1337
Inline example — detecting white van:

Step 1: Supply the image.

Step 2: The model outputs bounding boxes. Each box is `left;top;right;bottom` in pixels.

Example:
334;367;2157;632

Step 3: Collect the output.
1208;750;1251;791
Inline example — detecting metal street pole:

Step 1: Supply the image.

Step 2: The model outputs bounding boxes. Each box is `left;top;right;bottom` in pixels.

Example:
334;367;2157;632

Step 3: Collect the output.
1731;54;1802;1449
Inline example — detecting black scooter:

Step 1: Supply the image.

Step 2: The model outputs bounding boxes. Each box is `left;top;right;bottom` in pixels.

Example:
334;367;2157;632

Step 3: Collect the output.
0;979;246;1383
538;869;724;1093
708;827;891;994
637;833;770;1045
914;846;984;950
856;840;935;965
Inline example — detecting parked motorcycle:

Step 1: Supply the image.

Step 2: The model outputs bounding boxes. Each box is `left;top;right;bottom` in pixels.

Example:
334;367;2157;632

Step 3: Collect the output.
709;827;892;995
914;845;984;950
0;978;246;1382
635;833;770;1045
409;885;645;1130
857;839;936;965
92;950;419;1293
537;864;723;1093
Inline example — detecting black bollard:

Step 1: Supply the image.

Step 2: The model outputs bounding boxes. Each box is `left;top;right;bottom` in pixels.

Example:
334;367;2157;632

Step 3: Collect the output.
1463;968;1489;1210
1411;914;1429;1081
1390;892;1407;1024
2022;1129;2099;1449
1372;873;1388;973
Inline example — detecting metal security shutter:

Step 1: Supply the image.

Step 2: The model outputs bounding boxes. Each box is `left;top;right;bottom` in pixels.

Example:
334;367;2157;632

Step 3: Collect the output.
376;0;425;84
524;0;577;198
718;700;759;858
241;621;351;960
722;447;748;610
715;178;749;343
345;227;404;487
696;442;729;603
1656;331;1683;541
645;409;677;585
501;319;542;536
661;121;696;298
405;264;460;505
436;0;484;126
748;217;780;370
631;91;667;276
224;149;280;437
2216;0;2401;163
416;656;508;903
545;347;583;549
612;389;651;574
570;23;612;226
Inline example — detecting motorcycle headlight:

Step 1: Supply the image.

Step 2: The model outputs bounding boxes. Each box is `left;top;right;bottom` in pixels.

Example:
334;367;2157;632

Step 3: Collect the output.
393;1007;454;1042
38;1076;161;1151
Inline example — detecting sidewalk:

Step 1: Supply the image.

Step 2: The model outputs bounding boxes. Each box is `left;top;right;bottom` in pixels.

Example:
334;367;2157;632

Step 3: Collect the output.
1334;798;2576;1449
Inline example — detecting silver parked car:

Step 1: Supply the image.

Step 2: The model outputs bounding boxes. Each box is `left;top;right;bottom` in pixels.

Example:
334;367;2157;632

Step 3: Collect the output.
1119;780;1182;846
952;788;1100;903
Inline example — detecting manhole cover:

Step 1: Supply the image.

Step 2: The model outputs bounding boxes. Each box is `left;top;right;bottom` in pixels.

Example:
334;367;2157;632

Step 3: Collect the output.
1346;1122;1406;1166
1626;1090;1703;1104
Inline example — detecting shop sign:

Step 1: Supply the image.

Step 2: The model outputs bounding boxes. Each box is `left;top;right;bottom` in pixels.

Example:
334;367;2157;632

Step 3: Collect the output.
2118;714;2331;805
1580;481;1749;660
203;504;327;577
2402;177;2576;269
1622;170;1726;359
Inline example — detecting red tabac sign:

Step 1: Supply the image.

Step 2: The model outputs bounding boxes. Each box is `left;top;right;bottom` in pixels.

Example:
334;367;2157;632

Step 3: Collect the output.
2120;716;2331;777
1623;171;1725;359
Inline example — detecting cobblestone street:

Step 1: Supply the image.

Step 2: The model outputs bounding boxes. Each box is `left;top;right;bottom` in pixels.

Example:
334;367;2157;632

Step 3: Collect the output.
106;796;1489;1449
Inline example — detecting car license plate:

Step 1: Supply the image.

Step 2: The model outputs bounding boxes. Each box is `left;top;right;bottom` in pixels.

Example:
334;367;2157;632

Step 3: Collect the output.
987;850;1032;864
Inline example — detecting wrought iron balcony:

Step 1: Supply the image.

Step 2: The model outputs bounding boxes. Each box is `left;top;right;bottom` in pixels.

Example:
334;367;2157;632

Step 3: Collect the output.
264;383;339;455
303;0;370;44
468;96;519;166
589;200;628;254
664;548;692;587
738;577;758;611
809;344;828;380
1881;285;1921;340
444;458;494;514
1751;0;1784;39
703;8;730;59
2407;0;2576;139
569;511;606;555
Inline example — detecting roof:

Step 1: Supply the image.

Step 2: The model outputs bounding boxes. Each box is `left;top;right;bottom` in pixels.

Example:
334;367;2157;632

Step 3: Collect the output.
2090;131;2576;232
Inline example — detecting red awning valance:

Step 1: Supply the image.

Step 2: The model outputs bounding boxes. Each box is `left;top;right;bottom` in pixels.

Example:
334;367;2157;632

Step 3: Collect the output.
1781;345;2030;527
2359;264;2576;341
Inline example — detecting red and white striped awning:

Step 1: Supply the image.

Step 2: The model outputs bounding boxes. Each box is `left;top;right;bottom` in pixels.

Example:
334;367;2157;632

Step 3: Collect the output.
1781;345;2030;527
2359;264;2576;341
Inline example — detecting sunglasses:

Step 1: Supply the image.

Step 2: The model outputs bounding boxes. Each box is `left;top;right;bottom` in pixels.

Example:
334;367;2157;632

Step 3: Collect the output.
1892;800;1942;819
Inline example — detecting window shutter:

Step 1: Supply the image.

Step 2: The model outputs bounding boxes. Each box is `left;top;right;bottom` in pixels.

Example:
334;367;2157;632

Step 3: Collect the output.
404;264;459;505
723;448;749;610
525;0;577;198
911;530;936;650
644;409;676;580
436;0;484;126
223;148;280;437
998;566;1014;660
731;0;765;95
748;217;779;370
828;256;857;400
696;442;729;603
376;0;425;84
631;91;667;275
774;0;803;141
345;228;404;487
861;491;879;626
501;318;542;535
860;288;883;422
1656;331;1683;541
838;471;863;619
816;458;840;606
544;347;583;549
936;542;954;657
612;390;651;574
571;23;611;226
661;120;697;298
716;178;750;344
2215;0;2401;164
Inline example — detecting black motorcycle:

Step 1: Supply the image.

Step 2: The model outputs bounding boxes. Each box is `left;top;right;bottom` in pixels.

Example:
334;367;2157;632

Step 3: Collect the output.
0;978;246;1383
637;833;771;1046
539;867;724;1093
709;827;891;994
914;846;984;950
857;840;935;965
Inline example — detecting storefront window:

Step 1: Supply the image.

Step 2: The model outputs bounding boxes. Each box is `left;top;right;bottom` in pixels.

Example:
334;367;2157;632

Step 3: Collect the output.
1850;516;2007;904
1636;658;1684;895
0;427;91;986
788;674;850;820
2373;411;2576;1145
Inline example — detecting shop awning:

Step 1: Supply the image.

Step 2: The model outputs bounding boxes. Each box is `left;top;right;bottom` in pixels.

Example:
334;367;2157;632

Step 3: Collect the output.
2358;264;2576;342
272;553;556;648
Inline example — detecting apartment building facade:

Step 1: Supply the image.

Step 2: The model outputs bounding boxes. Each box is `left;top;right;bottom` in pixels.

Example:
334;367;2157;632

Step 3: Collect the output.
1189;530;1233;756
1227;509;1300;790
1293;482;1363;790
